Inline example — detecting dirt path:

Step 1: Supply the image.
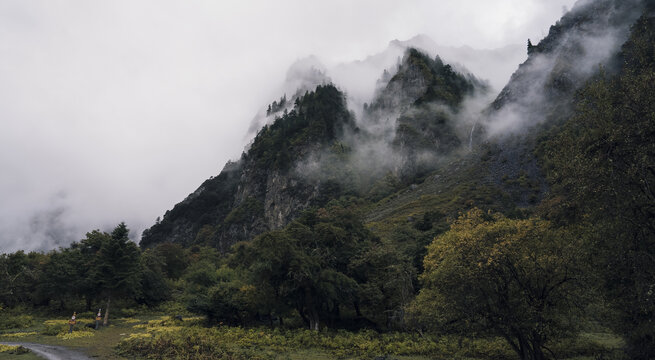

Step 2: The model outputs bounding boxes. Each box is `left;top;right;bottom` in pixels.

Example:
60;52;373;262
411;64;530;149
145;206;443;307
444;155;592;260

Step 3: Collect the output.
1;342;91;360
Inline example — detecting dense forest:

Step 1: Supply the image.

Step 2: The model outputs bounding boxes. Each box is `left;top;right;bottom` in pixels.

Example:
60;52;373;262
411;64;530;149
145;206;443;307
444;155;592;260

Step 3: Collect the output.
1;1;654;360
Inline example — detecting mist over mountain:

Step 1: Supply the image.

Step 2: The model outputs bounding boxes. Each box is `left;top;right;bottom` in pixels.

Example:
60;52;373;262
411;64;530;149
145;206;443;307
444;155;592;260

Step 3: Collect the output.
130;2;655;354
143;0;647;252
0;0;581;253
2;1;654;357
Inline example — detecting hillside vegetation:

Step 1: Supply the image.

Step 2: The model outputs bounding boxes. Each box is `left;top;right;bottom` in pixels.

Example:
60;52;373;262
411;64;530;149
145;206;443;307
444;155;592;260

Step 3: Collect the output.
1;1;654;359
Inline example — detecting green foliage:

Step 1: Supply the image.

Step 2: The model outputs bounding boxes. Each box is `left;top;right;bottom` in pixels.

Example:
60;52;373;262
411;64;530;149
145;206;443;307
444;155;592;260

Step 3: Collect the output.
0;344;30;355
87;223;142;301
230;203;382;330
138;249;171;306
223;197;264;227
140;160;243;248
181;261;259;325
0;251;44;308
117;325;500;360
0;314;33;330
153;242;188;280
538;12;655;359
368;49;487;165
412;209;587;360
0;222;179;316
247;84;353;171
36;247;85;310
391;49;483;109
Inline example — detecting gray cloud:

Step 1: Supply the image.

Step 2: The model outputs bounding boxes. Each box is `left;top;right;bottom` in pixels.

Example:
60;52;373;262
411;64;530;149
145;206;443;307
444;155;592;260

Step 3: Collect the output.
483;0;644;138
0;0;577;252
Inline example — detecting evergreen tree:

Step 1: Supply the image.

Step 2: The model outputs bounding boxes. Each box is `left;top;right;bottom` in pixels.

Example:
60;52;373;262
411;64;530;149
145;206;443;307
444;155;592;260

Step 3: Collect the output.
86;223;141;325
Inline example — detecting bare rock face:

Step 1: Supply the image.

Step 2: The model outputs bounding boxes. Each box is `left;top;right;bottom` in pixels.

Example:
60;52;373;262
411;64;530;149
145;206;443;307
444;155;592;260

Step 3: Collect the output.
140;84;355;252
140;49;490;251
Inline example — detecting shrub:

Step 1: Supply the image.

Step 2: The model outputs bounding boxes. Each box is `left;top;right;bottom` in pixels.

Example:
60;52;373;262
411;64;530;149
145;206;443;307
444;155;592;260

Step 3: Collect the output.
0;314;33;330
57;330;95;340
0;344;30;354
41;319;69;336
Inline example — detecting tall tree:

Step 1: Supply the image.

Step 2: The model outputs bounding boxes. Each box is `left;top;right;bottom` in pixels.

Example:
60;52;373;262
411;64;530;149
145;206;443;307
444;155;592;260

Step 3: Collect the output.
86;223;141;325
234;204;376;330
37;248;84;310
412;209;586;360
0;251;43;307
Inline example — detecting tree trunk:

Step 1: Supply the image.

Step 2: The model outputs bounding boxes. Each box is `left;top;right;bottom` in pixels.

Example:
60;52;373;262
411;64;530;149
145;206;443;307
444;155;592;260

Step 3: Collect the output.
513;333;546;360
354;301;362;317
530;337;545;360
308;308;320;331
297;306;310;329
517;333;530;360
304;288;320;331
103;296;110;326
85;297;92;311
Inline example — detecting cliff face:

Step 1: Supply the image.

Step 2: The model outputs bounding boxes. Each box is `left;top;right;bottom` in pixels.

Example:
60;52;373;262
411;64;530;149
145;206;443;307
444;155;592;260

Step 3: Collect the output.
141;0;648;252
140;49;486;250
141;85;355;251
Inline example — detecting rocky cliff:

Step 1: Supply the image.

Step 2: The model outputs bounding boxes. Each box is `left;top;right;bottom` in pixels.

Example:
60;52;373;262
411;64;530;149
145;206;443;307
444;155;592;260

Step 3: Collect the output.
140;85;355;251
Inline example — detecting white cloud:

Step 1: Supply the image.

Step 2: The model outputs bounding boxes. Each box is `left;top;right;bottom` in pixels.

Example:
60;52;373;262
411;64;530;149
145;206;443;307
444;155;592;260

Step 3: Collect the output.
0;0;577;252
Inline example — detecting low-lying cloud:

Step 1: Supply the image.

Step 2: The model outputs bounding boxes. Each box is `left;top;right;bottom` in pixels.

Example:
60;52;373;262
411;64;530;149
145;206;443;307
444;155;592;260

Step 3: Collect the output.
483;0;645;138
0;0;577;253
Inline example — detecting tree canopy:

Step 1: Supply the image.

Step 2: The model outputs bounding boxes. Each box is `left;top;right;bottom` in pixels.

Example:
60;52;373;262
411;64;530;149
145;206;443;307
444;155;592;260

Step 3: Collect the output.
412;209;586;360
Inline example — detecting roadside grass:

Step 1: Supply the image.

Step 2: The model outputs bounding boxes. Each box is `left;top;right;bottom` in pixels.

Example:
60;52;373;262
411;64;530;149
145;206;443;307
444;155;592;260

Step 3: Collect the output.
0;315;159;359
0;313;626;360
0;344;41;360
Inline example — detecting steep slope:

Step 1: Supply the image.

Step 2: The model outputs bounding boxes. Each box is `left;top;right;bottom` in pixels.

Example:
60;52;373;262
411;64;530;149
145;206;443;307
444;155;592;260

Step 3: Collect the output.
358;48;488;182
142;0;647;253
141;84;355;251
475;0;646;202
486;0;645;134
141;47;487;250
363;0;648;246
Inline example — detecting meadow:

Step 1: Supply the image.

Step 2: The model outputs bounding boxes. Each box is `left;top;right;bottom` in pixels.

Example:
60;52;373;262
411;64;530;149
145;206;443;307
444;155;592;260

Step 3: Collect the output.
0;307;624;360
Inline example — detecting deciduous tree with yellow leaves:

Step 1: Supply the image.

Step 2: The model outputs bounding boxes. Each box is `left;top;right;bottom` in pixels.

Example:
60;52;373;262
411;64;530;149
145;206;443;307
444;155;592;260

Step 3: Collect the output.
412;209;587;360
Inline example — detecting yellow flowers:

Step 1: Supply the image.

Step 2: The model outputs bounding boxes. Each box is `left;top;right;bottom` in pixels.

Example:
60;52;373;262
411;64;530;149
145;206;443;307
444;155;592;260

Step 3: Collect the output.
44;319;69;326
124;332;152;340
0;344;29;354
117;318;143;324
57;330;95;340
2;331;37;338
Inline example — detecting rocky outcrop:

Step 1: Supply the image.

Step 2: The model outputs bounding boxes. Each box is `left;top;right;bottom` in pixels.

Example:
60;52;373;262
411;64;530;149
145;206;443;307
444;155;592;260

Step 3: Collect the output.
141;84;356;251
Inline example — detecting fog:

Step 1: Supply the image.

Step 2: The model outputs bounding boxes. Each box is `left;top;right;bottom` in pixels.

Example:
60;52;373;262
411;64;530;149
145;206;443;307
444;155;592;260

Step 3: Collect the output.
483;0;645;137
0;0;577;252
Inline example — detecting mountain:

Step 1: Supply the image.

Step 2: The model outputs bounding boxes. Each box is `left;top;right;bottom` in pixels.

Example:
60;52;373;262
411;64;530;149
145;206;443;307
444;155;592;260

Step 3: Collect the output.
3;1;653;357
330;34;524;101
140;48;487;251
142;0;649;258
486;0;645;135
141;84;356;251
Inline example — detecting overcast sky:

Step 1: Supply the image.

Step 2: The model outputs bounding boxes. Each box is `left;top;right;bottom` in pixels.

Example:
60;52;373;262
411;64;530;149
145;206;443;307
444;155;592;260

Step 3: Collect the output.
0;0;578;252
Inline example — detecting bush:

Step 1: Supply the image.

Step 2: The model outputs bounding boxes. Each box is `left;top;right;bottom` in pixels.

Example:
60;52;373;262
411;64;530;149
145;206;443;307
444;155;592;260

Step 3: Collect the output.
0;314;33;330
121;308;139;318
118;325;451;359
41;319;69;336
0;344;30;354
155;301;192;317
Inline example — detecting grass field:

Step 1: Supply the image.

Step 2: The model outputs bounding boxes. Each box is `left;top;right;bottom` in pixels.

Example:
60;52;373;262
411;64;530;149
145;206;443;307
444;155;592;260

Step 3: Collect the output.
0;313;625;359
